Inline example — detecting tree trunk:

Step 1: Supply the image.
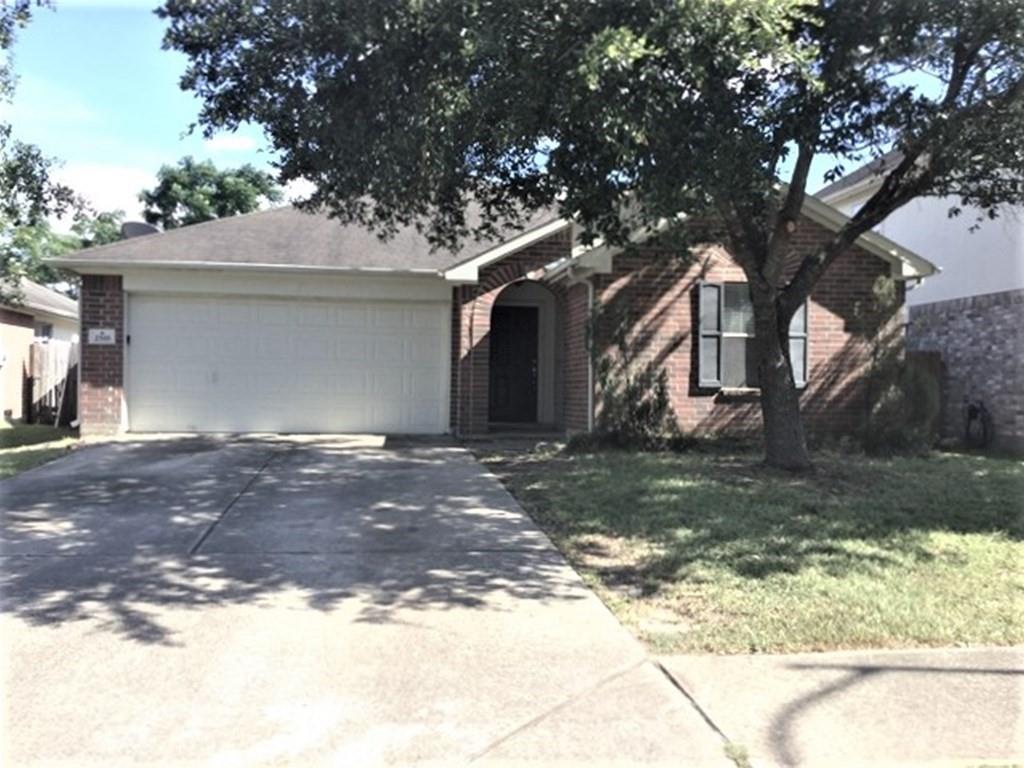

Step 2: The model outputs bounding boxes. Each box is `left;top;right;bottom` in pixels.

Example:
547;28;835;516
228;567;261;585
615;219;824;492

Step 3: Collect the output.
751;288;812;471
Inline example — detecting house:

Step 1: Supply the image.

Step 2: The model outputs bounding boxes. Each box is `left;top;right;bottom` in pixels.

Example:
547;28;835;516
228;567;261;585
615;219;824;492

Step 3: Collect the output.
49;200;935;439
0;278;79;421
818;154;1024;452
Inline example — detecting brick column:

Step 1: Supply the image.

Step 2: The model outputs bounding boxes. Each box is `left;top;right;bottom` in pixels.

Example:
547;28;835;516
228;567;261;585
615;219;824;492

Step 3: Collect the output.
79;275;124;435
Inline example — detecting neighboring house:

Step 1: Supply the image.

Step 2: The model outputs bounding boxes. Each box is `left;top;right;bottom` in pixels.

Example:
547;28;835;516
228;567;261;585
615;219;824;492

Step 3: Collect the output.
818;153;1024;451
50;201;934;439
0;278;80;421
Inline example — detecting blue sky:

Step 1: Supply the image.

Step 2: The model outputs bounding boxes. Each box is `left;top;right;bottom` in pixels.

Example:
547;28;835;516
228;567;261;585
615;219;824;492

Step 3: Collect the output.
2;0;281;220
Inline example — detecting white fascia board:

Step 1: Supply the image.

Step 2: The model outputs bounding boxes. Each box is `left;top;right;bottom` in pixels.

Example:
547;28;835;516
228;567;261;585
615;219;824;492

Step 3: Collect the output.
799;196;938;278
45;258;444;278
26;305;78;322
551;217;677;282
816;174;884;207
442;219;572;283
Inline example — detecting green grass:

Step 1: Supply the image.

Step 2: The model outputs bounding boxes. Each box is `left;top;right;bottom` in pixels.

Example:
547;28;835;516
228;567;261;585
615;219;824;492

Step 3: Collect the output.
0;423;78;479
481;446;1024;654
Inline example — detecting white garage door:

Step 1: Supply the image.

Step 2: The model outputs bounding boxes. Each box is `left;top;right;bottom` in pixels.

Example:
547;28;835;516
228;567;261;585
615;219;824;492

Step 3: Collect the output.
127;294;449;433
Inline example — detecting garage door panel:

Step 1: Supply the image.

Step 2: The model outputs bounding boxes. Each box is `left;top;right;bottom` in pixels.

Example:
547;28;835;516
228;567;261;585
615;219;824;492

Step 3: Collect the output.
336;306;368;327
128;295;448;433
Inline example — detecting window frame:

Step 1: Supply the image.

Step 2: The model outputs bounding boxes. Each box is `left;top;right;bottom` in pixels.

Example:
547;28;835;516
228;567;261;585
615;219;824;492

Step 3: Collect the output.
697;282;723;388
696;280;809;391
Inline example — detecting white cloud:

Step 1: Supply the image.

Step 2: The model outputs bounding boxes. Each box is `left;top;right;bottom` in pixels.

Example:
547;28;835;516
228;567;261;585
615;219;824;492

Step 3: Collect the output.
204;134;260;153
51;162;154;228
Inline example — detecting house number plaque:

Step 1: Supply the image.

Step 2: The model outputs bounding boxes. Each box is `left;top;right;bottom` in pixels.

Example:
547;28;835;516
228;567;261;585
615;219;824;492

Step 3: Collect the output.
88;328;116;345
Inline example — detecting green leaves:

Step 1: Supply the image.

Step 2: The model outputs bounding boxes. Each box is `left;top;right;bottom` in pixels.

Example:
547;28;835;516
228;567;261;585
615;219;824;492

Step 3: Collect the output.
139;155;283;229
579;27;662;91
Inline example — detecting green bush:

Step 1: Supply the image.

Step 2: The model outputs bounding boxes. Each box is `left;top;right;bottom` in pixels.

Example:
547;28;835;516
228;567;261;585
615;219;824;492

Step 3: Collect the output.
594;361;683;450
864;355;941;456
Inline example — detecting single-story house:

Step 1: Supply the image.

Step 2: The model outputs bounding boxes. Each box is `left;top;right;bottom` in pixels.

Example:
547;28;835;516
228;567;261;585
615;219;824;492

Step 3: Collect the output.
1;278;80;421
50;199;935;438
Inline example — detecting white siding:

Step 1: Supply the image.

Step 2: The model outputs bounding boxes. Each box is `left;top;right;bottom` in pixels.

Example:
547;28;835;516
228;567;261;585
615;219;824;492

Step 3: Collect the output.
826;189;1024;305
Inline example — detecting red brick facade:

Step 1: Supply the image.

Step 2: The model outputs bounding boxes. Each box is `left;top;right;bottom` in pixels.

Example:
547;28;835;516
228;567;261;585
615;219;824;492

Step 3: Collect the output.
563;282;591;433
451;217;903;440
450;228;572;434
75;217;902;439
587;219;901;439
79;274;124;435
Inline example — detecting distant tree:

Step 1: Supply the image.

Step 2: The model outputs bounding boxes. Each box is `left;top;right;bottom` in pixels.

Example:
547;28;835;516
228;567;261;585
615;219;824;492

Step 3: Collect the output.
139;156;282;229
72;208;124;248
161;0;1024;470
0;210;124;299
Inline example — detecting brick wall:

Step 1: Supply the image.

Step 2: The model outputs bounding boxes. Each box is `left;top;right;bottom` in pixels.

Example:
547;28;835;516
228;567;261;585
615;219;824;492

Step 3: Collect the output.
589;218;899;440
909;288;1024;452
451;229;572;434
79;274;124;435
564;282;591;433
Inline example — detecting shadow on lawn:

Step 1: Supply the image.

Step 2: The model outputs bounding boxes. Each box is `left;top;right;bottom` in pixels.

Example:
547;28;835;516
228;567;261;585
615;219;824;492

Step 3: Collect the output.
485;446;1024;593
0;436;579;645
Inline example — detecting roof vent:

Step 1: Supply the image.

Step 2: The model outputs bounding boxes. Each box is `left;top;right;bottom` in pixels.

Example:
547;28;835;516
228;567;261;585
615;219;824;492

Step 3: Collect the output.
120;221;160;239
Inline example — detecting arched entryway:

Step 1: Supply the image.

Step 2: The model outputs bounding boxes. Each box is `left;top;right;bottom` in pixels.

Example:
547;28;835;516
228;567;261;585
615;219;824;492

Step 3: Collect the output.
488;280;560;428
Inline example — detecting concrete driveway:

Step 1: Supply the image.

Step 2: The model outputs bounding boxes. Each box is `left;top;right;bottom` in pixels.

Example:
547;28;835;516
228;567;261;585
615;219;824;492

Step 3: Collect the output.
1;436;726;767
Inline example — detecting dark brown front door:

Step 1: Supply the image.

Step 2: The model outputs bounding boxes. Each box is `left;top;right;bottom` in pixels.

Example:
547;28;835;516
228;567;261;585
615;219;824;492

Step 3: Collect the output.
489;305;539;423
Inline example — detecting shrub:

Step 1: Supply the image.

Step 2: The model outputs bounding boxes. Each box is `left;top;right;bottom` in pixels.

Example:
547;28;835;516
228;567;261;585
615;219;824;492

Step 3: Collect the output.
595;361;681;449
864;353;941;456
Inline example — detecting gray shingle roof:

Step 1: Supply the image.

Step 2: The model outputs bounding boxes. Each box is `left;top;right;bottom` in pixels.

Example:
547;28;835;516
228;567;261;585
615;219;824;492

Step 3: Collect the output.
52;205;563;273
8;278;78;320
815;150;904;200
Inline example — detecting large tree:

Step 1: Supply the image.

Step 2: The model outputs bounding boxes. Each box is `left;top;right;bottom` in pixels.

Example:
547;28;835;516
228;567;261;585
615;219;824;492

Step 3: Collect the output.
160;0;1024;469
140;155;282;229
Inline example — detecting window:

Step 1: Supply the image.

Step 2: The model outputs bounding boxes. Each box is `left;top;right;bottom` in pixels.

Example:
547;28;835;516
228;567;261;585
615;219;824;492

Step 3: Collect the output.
34;322;53;340
698;282;808;389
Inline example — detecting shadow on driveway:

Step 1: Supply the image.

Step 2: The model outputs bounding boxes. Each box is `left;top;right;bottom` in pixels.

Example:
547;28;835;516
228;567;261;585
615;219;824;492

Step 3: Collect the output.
1;435;573;645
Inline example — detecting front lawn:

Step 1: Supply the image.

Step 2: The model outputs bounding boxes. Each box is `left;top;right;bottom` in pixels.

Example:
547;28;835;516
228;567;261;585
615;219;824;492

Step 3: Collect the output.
481;446;1024;653
0;423;78;479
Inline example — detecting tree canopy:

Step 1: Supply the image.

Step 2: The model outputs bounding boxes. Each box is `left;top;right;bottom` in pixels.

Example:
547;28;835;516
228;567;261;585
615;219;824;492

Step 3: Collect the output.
159;0;1024;468
1;210;124;298
139;156;283;229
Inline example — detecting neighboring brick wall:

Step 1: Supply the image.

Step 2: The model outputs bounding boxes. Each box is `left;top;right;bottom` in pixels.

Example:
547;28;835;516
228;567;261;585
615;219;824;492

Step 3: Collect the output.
589;217;898;440
909;289;1024;452
79;274;124;435
451;228;572;434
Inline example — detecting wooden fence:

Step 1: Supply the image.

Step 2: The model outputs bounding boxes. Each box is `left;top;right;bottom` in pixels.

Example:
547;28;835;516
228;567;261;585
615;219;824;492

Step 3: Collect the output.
25;340;79;426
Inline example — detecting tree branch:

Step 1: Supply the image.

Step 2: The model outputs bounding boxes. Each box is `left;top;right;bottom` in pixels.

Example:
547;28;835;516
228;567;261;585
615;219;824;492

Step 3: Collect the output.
765;139;814;290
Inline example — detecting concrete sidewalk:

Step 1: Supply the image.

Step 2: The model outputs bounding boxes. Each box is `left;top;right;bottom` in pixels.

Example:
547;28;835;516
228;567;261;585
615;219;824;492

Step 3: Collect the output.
660;646;1024;767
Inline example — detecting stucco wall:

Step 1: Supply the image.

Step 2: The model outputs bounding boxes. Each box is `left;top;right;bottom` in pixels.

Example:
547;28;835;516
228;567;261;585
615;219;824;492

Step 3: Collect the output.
1;308;34;421
825;189;1024;306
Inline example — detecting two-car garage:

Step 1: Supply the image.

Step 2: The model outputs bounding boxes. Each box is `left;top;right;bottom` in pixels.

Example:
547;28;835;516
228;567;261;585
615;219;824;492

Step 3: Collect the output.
53;204;570;437
125;292;450;434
